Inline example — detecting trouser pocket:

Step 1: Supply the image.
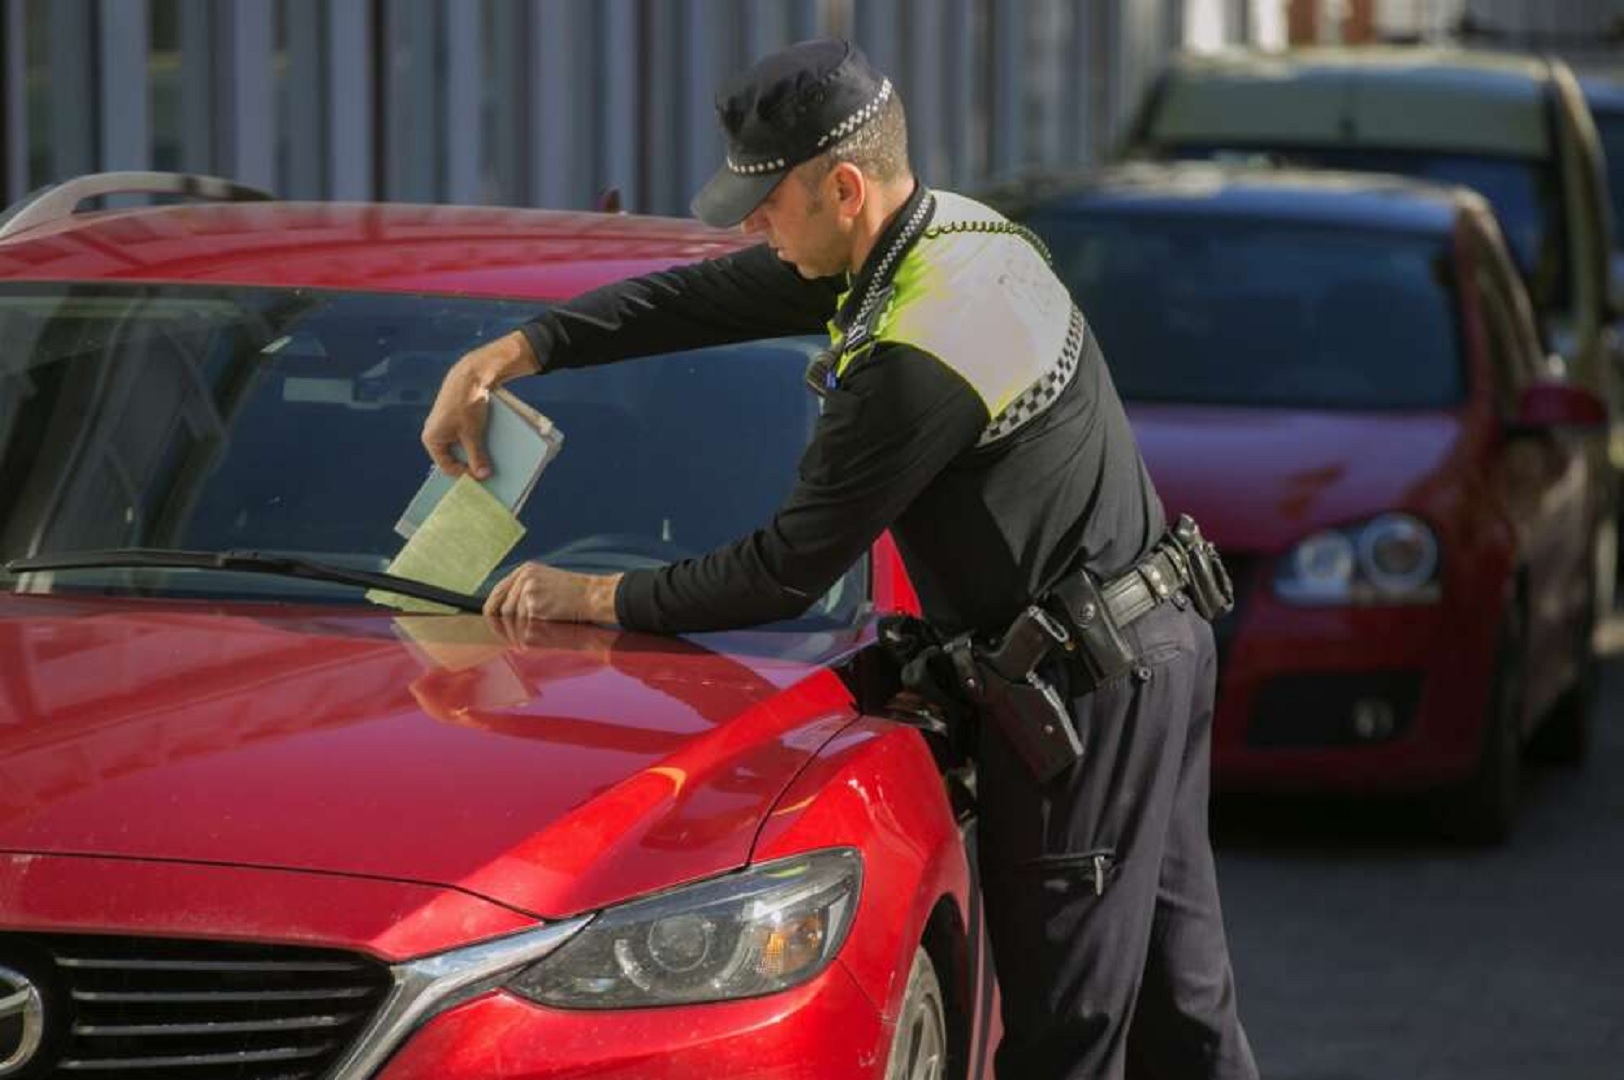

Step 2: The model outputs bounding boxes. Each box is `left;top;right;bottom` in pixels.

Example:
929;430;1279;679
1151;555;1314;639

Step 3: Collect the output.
1014;848;1120;898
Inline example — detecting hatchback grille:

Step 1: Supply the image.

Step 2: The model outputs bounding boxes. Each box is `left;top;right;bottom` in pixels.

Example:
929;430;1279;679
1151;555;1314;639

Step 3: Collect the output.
1;933;393;1078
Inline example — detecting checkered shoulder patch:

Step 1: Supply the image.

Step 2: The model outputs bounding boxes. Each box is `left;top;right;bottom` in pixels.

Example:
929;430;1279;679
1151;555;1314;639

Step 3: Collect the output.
976;305;1086;447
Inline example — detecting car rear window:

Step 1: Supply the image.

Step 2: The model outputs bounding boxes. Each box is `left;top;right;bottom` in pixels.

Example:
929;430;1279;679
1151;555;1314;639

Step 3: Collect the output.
0;283;864;625
1025;210;1465;410
1166;145;1568;318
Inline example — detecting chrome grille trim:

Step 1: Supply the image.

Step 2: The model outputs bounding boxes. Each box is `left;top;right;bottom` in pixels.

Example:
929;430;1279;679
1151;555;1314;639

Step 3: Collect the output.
74;1013;359;1036
1;921;596;1078
72;986;377;1003
57;957;362;973
324;916;591;1080
58;1043;336;1070
0;933;393;1079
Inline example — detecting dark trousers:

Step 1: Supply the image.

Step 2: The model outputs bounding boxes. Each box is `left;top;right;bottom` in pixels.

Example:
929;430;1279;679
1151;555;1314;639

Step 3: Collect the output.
976;601;1258;1080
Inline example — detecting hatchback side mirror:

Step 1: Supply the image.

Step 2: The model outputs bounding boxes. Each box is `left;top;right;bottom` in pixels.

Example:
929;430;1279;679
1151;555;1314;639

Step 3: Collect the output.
1509;381;1609;435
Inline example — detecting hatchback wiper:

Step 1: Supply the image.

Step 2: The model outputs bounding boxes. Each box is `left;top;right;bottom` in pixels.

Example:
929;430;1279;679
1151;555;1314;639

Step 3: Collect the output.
3;548;483;613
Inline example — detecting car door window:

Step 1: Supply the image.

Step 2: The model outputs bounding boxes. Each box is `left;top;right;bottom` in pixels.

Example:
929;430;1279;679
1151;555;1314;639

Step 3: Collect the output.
1473;220;1545;415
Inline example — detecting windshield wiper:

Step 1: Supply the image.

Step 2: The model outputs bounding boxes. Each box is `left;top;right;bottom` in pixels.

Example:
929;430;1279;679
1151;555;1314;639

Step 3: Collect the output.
3;548;484;613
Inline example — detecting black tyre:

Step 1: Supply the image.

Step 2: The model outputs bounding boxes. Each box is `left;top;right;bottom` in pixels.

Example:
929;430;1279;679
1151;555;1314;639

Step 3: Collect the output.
1528;595;1596;766
884;946;948;1080
1440;612;1523;845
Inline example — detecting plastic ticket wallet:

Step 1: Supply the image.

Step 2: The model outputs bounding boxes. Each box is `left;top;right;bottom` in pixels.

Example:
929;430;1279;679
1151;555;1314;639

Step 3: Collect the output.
367;389;564;614
396;388;565;538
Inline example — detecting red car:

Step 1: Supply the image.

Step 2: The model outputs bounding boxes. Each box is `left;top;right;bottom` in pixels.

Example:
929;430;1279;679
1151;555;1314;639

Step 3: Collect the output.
0;175;992;1078
1008;163;1606;841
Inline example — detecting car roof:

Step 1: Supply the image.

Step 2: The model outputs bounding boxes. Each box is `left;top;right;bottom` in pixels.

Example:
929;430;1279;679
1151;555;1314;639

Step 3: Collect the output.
1150;47;1555;158
992;162;1477;235
0;200;749;301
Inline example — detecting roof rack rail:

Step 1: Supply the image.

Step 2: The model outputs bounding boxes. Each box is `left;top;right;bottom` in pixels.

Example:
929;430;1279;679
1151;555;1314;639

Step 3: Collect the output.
0;171;274;240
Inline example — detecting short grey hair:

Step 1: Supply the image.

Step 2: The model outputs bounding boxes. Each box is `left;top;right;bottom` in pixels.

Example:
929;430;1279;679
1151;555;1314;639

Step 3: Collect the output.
802;92;912;188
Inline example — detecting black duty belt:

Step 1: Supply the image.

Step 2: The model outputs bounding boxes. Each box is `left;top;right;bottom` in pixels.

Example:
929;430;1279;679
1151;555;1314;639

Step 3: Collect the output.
935;514;1235;783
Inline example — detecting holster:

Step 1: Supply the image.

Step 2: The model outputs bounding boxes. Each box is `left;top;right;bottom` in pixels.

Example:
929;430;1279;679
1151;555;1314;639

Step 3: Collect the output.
1171;514;1236;622
1047;570;1137;689
945;633;1082;785
876;513;1233;786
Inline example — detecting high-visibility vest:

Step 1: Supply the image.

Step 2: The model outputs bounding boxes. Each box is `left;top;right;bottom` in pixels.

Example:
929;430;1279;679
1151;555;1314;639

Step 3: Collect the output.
828;190;1083;447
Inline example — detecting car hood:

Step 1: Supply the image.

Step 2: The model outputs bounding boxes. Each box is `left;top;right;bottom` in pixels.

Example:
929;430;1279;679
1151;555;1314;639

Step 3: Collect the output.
1129;405;1467;551
0;596;863;918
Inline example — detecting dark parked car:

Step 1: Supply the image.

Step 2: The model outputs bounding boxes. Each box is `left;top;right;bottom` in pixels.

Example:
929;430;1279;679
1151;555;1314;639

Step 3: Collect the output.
990;162;1605;841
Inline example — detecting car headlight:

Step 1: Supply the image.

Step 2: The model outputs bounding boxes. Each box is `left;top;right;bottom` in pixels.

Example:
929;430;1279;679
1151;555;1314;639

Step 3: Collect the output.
508;849;862;1009
1274;514;1440;605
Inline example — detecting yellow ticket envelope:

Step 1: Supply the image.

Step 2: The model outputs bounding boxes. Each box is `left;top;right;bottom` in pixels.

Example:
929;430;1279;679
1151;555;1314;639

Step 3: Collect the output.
367;474;524;614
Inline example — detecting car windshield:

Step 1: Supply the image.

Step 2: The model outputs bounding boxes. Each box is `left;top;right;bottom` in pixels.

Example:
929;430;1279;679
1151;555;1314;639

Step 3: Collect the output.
1025;211;1464;410
1591;106;1624;251
0;283;865;628
1172;146;1567;316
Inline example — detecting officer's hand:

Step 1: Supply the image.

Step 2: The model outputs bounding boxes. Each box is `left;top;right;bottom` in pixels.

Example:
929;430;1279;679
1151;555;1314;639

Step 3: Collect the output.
484;561;623;625
422;331;539;479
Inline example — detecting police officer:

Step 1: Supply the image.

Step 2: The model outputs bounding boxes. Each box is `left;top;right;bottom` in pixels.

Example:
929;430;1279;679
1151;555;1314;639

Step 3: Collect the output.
423;38;1258;1080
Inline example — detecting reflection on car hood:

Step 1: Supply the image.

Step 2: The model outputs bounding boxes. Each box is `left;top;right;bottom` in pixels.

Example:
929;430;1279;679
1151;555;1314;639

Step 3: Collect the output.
0;597;863;918
1129;405;1466;550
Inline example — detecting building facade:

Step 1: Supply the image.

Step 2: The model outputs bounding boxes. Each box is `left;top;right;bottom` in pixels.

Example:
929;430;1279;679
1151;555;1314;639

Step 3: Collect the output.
1;0;1280;218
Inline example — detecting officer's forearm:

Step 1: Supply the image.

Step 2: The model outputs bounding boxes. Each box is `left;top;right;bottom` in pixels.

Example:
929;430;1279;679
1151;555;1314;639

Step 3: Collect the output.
584;573;624;625
460;330;542;389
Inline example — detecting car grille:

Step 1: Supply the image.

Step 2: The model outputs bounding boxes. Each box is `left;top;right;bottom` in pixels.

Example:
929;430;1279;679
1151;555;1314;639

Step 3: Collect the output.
0;932;393;1078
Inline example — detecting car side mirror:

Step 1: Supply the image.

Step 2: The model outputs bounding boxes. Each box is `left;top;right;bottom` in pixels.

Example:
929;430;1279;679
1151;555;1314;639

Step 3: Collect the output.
1508;381;1609;436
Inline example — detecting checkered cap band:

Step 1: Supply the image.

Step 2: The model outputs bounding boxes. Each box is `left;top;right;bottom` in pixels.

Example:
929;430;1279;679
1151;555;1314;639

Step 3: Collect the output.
816;78;892;149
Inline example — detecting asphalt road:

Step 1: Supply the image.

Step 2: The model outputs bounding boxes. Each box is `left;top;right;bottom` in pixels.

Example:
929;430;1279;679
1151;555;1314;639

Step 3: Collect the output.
1213;618;1624;1080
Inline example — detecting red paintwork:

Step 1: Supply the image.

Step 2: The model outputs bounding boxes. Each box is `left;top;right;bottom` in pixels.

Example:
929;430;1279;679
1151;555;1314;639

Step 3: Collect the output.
0;198;998;1078
1130;220;1595;791
870;532;922;615
376;970;890;1080
0;203;750;300
0;596;863;919
0;852;533;961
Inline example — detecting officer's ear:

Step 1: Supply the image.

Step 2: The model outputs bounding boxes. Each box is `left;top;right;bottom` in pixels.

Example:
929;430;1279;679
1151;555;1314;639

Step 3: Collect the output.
828;161;867;222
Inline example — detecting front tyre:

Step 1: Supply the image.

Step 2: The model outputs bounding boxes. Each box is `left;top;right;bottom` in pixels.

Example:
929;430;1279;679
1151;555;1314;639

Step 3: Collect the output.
885;946;948;1080
1440;610;1523;845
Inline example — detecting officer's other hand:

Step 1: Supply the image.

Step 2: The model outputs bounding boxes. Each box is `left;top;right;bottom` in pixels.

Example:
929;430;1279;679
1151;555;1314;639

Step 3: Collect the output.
422;331;539;480
484;560;623;625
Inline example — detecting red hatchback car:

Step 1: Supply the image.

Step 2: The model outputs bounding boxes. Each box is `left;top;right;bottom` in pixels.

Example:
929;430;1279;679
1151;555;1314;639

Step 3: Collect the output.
1011;163;1607;842
0;174;995;1079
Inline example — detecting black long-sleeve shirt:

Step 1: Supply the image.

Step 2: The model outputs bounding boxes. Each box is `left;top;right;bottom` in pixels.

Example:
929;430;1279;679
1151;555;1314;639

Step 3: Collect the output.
519;197;1163;637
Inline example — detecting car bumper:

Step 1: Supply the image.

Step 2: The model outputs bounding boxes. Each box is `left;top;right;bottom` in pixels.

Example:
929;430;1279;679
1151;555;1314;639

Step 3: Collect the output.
375;960;890;1080
1213;596;1495;793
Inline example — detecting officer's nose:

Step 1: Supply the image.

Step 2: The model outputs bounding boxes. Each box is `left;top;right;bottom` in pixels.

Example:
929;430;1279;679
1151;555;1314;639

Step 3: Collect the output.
740;207;768;237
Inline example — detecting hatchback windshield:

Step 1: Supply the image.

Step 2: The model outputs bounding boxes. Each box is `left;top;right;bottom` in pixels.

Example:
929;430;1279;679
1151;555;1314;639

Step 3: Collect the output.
1592;106;1624;251
1172;146;1567;316
1025;212;1464;410
0;283;863;626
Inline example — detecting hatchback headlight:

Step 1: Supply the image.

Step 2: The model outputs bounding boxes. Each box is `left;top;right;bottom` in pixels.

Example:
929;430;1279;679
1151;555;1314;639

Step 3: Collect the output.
508;849;862;1009
1274;514;1440;604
